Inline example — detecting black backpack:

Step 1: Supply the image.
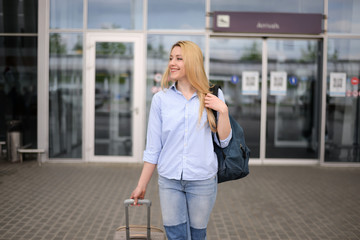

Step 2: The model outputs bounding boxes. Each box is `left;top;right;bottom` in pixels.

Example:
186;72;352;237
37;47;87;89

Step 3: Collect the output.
211;85;250;183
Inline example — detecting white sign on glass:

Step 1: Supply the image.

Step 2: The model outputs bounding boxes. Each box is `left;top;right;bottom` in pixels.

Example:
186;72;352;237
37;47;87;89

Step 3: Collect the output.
270;71;287;96
329;72;346;97
242;71;259;95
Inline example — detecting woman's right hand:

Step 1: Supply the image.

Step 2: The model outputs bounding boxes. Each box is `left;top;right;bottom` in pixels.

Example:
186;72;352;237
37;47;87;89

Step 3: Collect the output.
130;162;156;205
130;185;146;205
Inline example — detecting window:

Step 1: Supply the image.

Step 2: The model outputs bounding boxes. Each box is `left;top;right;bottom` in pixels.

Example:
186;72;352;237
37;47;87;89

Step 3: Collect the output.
88;0;143;30
49;33;83;158
50;0;83;29
0;0;38;33
328;0;360;34
326;38;360;162
148;0;205;30
0;37;38;146
209;38;262;158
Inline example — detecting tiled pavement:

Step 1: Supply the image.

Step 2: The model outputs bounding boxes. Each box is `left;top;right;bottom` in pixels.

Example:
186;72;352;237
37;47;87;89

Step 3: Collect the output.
0;160;360;240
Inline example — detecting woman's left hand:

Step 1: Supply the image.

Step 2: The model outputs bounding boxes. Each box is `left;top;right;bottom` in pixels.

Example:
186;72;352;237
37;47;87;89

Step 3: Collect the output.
205;93;228;114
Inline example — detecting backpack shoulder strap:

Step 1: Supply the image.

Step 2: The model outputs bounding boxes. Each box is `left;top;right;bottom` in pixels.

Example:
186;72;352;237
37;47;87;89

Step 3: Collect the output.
210;84;222;145
210;84;221;121
210;84;220;97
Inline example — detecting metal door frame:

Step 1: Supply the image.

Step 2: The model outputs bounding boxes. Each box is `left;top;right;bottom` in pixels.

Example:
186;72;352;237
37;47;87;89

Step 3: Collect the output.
84;33;146;162
261;37;320;164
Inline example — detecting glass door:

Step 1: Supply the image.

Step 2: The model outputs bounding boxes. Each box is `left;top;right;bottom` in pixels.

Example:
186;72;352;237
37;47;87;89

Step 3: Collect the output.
209;38;262;159
85;33;145;162
266;38;322;159
209;37;322;162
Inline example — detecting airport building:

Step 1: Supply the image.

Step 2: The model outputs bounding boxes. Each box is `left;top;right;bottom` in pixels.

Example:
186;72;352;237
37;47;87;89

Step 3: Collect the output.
1;0;359;166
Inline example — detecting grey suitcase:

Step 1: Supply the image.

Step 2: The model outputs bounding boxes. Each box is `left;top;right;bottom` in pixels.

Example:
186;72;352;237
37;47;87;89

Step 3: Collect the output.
114;199;166;240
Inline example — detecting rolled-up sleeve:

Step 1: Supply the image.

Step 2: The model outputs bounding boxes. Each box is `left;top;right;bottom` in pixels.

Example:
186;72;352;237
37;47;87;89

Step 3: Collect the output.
143;94;162;164
213;129;232;148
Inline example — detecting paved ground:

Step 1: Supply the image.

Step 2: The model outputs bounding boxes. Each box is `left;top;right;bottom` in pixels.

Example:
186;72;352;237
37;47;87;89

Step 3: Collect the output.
0;159;359;240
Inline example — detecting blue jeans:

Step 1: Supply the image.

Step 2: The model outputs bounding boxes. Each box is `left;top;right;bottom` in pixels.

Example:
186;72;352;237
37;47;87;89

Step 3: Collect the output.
158;175;217;240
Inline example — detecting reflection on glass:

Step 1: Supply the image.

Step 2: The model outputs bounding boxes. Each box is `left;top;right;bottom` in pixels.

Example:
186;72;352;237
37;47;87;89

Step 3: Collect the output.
328;0;360;34
88;0;143;30
0;0;38;33
94;42;134;156
211;0;323;13
0;37;37;147
50;0;83;29
267;39;321;159
148;0;205;29
49;33;83;158
146;35;205;119
326;39;360;162
209;38;262;158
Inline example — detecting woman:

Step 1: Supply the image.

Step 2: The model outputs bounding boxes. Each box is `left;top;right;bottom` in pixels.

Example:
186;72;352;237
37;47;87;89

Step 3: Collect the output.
130;40;232;240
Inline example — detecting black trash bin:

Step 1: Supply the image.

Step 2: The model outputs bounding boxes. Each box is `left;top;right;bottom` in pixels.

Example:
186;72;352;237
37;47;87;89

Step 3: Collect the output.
7;120;23;163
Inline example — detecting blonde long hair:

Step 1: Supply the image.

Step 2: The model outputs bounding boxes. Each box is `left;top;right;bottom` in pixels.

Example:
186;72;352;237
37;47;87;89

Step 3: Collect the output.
161;40;217;132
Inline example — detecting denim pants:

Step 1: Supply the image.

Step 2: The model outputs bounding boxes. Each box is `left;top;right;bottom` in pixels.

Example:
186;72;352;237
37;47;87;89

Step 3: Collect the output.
158;175;217;240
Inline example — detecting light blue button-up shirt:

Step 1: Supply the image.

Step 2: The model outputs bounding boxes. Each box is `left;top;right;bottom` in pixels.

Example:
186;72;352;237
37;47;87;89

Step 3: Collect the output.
143;84;232;181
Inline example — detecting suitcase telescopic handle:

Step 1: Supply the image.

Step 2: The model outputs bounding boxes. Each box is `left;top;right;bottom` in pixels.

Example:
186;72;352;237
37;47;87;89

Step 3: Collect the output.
124;199;151;240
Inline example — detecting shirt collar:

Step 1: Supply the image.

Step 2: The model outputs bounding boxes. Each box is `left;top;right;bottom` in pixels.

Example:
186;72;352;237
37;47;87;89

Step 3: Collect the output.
170;83;183;95
170;83;177;92
170;83;198;99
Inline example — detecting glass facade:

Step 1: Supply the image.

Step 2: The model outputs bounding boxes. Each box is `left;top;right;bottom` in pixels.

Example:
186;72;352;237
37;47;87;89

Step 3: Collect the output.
0;0;38;33
0;37;38;147
148;0;205;30
328;0;360;34
326;39;360;162
50;0;83;29
88;0;143;30
1;0;360;165
0;0;38;152
209;38;262;158
49;33;83;158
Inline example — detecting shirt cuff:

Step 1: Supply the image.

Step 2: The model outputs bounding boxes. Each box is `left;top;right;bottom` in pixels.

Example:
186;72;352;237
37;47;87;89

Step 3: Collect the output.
214;129;232;148
143;150;159;164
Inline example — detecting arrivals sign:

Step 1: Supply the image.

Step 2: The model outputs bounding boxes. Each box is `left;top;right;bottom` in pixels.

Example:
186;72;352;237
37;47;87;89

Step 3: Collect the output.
213;12;323;34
